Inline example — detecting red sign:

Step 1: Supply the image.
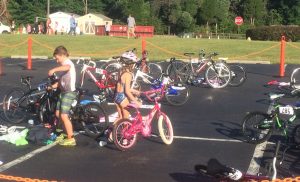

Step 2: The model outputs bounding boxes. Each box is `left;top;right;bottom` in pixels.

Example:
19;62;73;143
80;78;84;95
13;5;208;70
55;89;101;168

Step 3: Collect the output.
235;16;243;25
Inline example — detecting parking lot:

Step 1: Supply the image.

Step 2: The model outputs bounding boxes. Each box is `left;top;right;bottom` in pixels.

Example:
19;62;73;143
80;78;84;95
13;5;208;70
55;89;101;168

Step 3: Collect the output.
0;59;299;182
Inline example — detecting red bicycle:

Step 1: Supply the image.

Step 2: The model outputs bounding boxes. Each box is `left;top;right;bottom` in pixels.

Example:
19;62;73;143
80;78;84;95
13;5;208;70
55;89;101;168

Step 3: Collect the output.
77;58;118;102
112;92;174;151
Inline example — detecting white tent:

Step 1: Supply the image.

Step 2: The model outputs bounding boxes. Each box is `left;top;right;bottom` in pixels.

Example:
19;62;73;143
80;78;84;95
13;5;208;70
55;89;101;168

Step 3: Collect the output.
49;11;80;34
77;13;112;34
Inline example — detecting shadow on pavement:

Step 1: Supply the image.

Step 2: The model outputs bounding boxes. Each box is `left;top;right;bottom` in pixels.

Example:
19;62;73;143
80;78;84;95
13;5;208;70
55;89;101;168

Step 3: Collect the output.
212;120;245;141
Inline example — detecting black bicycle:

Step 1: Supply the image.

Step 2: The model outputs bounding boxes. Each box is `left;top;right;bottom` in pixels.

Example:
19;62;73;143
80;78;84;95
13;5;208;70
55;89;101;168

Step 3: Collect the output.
2;75;59;124
67;88;109;138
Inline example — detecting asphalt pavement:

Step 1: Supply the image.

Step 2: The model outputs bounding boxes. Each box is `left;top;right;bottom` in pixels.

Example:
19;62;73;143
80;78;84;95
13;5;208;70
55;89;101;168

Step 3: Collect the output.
0;59;299;182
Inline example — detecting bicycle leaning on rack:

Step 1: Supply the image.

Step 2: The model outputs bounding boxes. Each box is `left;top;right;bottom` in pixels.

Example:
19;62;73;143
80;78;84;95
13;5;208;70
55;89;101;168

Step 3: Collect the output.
166;50;232;88
112;91;174;151
2;75;59;124
242;90;300;144
102;48;162;80
77;58;118;102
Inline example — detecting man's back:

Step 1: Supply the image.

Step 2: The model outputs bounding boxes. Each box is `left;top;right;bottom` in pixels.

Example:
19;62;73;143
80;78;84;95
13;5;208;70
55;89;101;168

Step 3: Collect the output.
127;16;135;28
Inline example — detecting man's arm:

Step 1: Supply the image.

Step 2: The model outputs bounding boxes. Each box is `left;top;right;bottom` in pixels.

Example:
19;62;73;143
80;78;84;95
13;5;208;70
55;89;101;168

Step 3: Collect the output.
48;65;70;76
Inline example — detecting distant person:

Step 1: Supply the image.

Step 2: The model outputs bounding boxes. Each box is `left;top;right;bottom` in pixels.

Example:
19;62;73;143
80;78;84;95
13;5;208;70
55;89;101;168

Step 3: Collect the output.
11;20;15;34
127;14;136;39
68;14;76;35
34;18;39;34
105;22;110;36
26;24;32;34
54;21;58;35
46;17;52;35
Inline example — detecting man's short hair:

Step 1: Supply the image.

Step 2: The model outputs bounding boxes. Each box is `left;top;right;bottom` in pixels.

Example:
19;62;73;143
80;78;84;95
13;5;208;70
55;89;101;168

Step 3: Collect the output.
53;46;69;57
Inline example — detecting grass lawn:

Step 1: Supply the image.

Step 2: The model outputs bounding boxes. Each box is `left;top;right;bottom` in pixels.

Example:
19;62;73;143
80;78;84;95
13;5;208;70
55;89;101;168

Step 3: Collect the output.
0;34;299;63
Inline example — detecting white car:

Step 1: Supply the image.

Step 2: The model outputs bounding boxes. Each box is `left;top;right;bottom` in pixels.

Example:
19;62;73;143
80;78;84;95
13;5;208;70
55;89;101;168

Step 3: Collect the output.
0;21;11;34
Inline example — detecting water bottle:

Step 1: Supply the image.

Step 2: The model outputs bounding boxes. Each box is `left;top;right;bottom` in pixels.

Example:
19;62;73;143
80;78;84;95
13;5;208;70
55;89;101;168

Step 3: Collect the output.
99;140;107;147
49;133;57;141
28;119;34;125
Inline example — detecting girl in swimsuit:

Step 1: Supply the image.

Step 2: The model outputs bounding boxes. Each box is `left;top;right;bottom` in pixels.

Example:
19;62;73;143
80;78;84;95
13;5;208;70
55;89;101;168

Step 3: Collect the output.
114;60;141;120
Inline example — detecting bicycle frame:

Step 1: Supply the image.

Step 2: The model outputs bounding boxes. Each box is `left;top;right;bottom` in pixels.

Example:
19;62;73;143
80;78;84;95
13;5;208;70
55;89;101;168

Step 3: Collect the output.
79;61;116;90
265;95;298;137
131;69;155;88
123;99;162;138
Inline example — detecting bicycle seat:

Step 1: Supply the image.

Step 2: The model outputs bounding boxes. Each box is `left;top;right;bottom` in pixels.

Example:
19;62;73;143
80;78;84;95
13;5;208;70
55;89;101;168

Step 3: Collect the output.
184;53;195;57
269;93;285;100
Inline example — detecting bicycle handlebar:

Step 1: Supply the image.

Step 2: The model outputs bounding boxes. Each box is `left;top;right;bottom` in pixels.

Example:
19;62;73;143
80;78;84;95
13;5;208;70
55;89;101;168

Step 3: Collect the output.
76;58;96;68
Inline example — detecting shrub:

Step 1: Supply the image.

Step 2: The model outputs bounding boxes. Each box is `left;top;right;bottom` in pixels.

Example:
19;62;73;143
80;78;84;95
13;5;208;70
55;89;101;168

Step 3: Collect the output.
246;25;300;41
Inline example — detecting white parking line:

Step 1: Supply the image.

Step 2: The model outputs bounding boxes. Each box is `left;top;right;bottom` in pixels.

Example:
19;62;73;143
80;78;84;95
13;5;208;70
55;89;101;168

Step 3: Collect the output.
246;141;269;175
0;132;242;172
0;142;57;172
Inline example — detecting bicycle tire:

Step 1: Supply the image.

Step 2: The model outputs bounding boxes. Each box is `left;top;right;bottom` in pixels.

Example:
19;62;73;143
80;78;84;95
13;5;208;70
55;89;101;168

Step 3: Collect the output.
166;61;187;83
39;98;56;125
112;118;137;151
102;60;122;73
165;83;190;106
228;64;247;87
104;71;118;100
148;63;162;80
158;113;174;145
242;111;274;144
3;87;30;123
82;102;108;138
205;62;231;88
290;67;300;89
292;124;300;145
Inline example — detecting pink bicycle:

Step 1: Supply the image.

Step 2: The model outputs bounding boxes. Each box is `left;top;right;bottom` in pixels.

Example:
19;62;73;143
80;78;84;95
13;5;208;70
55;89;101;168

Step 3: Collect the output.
112;92;174;151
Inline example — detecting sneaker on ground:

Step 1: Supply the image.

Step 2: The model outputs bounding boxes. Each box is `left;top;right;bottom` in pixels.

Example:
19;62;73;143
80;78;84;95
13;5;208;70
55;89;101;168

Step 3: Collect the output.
55;134;66;142
59;138;76;146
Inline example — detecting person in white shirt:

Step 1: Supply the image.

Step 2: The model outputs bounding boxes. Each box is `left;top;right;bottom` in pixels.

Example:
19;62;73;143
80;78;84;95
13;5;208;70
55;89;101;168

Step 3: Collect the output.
48;46;77;146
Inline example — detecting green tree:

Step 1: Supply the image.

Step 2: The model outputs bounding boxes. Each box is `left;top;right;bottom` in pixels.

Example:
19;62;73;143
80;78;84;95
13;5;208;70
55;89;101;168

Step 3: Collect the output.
240;0;267;25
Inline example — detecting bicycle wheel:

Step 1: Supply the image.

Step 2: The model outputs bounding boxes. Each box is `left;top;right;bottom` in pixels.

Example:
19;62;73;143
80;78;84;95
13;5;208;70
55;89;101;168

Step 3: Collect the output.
39;98;56;125
242;111;274;144
113;118;137;151
104;71;118;100
158;113;174;145
292;124;300;145
166;61;189;83
229;64;247;87
165;82;190;106
103;60;122;73
3;87;30;123
148;63;162;80
82;102;108;138
290;67;300;89
205;62;231;88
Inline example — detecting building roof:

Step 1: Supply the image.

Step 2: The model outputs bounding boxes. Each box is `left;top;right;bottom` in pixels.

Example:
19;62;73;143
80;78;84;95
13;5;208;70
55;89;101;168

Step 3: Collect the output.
93;13;112;21
79;13;112;21
50;11;80;18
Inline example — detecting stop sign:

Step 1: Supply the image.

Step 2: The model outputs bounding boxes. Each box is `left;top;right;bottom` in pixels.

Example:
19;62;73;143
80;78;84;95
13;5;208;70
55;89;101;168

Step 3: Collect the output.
235;16;244;25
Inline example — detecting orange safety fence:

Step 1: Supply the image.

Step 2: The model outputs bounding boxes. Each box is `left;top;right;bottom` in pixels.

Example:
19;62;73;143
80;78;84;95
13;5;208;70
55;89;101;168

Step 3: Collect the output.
0;174;59;182
0;40;27;48
229;43;280;60
286;42;300;51
146;40;188;59
146;40;281;61
30;38;140;57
